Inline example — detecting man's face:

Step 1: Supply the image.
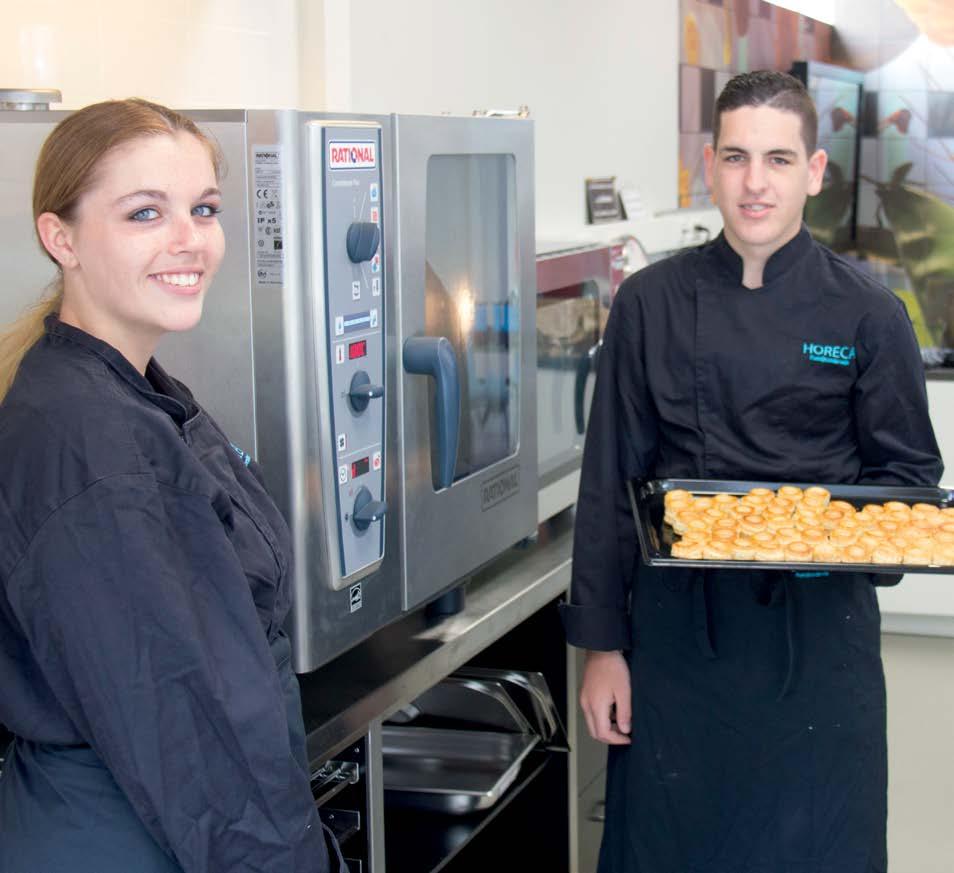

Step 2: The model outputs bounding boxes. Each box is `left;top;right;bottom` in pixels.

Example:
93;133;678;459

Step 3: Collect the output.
704;105;827;262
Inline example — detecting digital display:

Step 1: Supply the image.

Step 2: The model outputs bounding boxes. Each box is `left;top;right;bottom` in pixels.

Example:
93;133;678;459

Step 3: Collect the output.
348;340;367;360
351;457;370;479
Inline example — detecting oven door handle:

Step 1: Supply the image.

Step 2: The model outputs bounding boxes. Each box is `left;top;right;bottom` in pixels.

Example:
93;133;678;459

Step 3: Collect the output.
403;336;461;489
574;340;601;435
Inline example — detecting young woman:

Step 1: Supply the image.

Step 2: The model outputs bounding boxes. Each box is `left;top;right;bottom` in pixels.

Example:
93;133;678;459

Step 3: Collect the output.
0;100;333;873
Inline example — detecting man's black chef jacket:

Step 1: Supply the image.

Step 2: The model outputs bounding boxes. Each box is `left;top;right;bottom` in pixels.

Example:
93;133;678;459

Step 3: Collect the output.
563;228;942;873
0;318;328;872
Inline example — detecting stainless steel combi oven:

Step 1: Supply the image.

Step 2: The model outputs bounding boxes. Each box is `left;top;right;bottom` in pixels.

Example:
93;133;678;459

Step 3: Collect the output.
535;241;624;523
0;103;538;671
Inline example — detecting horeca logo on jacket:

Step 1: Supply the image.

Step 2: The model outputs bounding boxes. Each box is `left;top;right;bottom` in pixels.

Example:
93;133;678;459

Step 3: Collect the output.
801;341;856;367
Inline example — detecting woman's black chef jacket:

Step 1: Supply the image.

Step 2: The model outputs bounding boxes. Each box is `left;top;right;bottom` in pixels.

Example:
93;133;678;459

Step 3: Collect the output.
562;228;942;873
0;318;329;872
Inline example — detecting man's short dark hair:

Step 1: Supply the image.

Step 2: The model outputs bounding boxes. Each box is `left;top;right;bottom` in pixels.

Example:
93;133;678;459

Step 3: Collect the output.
713;71;818;155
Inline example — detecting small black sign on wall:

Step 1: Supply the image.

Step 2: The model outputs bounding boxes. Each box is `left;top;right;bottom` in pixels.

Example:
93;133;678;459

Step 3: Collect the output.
585;176;622;223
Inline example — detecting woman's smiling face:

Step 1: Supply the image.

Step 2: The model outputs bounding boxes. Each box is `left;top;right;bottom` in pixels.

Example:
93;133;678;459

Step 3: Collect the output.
45;130;224;371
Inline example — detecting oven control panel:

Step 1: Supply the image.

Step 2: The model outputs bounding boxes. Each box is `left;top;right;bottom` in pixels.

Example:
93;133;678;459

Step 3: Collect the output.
322;124;386;580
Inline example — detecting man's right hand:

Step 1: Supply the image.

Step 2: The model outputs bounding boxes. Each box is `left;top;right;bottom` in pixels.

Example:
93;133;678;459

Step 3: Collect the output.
580;649;632;745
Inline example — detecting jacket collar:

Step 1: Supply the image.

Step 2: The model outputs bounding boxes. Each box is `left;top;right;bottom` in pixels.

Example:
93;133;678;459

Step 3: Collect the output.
708;224;813;287
44;316;196;425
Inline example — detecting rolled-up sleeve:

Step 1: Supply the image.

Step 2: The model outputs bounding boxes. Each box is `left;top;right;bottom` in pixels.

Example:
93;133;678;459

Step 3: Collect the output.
5;473;327;873
561;287;660;651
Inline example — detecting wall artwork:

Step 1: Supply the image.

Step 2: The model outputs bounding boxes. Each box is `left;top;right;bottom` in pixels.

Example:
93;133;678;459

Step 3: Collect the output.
678;0;833;209
835;0;954;354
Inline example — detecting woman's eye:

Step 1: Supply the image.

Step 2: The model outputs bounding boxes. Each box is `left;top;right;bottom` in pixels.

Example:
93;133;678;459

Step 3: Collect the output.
193;204;222;218
130;207;159;221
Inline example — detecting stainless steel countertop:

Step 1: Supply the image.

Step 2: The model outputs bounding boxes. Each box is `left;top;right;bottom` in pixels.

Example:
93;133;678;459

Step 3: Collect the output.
298;514;574;763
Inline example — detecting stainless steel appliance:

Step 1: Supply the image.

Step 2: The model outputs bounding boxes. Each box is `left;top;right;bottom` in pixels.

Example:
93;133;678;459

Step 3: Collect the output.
0;103;537;672
535;242;624;522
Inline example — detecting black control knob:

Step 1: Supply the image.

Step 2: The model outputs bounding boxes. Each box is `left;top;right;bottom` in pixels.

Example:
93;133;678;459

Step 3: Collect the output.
348;371;384;413
352;486;387;532
346;222;381;264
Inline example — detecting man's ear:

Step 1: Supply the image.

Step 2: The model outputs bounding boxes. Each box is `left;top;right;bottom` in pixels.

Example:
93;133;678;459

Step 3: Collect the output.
806;148;828;197
36;213;78;269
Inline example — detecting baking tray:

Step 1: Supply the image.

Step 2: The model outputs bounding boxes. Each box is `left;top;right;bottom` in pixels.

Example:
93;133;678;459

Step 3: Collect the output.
382;726;539;815
628;478;954;575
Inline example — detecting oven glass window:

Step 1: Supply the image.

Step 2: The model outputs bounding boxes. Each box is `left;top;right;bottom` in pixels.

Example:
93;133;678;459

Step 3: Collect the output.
536;279;605;477
425;154;519;487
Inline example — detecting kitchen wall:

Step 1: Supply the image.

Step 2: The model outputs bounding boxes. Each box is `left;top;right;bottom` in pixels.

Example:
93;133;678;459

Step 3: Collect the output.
0;0;300;110
338;0;724;243
0;0;723;250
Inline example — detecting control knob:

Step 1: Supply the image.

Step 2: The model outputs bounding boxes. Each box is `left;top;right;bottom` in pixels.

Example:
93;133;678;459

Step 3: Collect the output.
346;221;381;264
352;486;387;532
348;370;384;413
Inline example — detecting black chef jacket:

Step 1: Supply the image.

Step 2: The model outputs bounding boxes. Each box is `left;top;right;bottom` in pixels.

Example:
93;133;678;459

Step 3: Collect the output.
563;228;942;873
0;318;328;872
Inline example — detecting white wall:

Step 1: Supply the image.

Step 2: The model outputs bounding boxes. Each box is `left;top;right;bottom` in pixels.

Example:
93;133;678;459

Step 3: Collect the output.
883;633;954;873
0;0;722;250
0;0;300;109
342;0;722;246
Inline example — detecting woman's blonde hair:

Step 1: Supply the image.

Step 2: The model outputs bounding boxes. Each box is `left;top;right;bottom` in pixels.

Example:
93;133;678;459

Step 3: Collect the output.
0;98;223;401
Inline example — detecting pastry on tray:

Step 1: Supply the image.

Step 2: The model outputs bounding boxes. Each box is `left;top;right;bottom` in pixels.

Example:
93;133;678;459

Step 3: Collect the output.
662;487;954;566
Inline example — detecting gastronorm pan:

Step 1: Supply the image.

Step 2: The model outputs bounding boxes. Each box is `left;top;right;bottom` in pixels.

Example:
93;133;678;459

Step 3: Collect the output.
629;479;954;575
405;676;535;735
382;726;539;814
453;667;566;746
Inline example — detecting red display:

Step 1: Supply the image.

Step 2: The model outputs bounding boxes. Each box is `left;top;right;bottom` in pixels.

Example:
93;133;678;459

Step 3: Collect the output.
348;340;367;360
351;457;370;479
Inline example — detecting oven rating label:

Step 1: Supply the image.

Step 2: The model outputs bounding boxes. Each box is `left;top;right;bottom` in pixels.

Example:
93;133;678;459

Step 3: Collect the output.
253;146;283;286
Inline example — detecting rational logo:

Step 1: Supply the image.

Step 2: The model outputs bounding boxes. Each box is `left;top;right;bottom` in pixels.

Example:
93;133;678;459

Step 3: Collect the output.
329;141;377;170
802;341;856;367
481;466;520;511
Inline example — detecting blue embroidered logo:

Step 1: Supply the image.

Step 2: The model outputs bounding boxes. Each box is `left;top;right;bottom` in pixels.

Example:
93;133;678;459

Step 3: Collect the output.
230;442;252;467
802;341;855;367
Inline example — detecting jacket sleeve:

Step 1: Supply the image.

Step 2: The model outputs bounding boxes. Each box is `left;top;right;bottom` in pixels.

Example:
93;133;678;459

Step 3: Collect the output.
852;305;943;487
6;473;327;873
560;287;660;651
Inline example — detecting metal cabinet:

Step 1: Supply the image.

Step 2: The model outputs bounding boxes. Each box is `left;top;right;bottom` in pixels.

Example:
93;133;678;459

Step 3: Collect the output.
568;646;608;873
300;514;575;872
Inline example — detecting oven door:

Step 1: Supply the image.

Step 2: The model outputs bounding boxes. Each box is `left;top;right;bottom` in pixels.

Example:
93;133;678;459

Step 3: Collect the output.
392;114;537;609
535;246;612;521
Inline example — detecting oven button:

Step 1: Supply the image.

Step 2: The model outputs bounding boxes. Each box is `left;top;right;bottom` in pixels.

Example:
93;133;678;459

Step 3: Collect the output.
352;486;387;532
346;221;381;264
348;370;384;413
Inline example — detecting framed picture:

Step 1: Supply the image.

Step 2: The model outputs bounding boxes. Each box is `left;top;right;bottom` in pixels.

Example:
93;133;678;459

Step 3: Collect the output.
585;176;622;223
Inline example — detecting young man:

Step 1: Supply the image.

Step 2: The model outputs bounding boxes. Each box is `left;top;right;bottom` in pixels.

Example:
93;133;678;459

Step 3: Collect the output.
563;71;942;872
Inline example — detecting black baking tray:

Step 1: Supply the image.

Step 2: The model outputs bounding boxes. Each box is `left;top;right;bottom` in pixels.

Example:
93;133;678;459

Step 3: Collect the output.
628;479;954;575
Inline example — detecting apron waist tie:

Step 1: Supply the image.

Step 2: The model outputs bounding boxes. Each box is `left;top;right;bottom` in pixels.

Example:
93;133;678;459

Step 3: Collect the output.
776;576;798;701
693;572;799;695
692;572;717;660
